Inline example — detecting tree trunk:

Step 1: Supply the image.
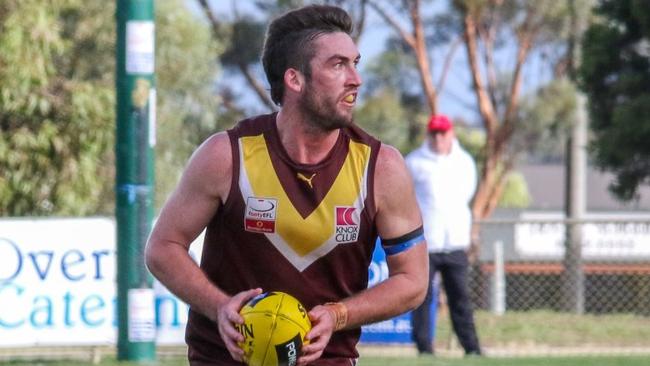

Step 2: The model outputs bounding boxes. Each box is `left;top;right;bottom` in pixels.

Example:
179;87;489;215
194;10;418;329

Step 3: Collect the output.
237;63;277;111
409;1;437;115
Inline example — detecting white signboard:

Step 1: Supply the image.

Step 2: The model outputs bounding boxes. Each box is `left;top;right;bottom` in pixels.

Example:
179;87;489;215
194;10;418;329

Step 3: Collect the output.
126;21;155;74
0;218;200;346
514;212;650;258
0;218;408;347
128;288;155;342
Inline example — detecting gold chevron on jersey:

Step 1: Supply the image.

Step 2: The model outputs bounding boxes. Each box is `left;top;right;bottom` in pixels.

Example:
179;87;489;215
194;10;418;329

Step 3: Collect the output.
238;133;371;271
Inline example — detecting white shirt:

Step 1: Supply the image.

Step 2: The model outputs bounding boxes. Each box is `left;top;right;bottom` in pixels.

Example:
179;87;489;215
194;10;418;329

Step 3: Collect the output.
405;139;477;253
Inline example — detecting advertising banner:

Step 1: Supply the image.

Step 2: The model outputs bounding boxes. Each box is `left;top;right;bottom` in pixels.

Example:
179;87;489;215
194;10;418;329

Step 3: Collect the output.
0;218;118;345
514;212;650;259
0;218;416;346
362;241;437;344
361;242;413;343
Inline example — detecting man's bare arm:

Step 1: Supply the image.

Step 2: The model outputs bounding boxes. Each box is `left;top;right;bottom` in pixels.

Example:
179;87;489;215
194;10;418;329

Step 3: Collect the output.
144;132;261;361
145;132;231;318
341;144;428;326
301;144;428;364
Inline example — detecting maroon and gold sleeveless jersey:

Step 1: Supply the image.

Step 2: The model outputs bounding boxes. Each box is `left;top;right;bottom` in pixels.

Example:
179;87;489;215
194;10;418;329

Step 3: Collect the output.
186;113;382;365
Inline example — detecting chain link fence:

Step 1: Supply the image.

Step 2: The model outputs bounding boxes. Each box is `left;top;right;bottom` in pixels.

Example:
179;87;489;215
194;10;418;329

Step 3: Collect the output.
443;215;650;356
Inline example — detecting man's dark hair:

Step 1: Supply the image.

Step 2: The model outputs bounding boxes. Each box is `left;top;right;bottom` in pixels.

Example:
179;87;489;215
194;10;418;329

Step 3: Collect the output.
261;5;353;106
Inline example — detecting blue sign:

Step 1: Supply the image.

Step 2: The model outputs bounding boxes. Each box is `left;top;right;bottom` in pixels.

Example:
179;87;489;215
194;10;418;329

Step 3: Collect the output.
360;240;437;344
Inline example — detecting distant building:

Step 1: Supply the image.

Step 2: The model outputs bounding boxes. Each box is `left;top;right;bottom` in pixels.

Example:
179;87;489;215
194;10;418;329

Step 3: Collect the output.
479;165;650;315
518;163;650;211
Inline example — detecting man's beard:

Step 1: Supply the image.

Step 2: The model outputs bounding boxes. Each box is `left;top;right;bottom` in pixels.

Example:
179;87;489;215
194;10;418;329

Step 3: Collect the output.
299;84;353;132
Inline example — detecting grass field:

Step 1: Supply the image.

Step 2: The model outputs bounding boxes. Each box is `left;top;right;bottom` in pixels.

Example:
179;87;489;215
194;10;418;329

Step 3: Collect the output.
2;355;650;366
1;310;649;366
359;355;650;366
440;309;650;349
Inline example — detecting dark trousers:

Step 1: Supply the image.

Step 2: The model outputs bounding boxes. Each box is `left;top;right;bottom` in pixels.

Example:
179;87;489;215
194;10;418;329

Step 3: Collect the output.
411;250;481;354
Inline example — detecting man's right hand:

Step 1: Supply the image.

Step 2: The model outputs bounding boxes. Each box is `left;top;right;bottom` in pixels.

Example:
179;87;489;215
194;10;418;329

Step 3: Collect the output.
216;288;263;362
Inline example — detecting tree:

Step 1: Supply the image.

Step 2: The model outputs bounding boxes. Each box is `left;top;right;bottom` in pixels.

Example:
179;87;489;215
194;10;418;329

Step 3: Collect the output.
197;0;369;113
454;0;581;223
580;0;650;201
514;78;578;163
365;0;586;256
155;0;227;209
0;0;225;216
354;89;411;151
368;0;463;117
359;46;430;150
197;0;277;111
0;0;115;216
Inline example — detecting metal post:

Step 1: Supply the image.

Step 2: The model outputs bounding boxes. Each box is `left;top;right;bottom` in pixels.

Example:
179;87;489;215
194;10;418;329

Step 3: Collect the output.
563;0;587;315
116;0;156;360
491;240;506;315
564;96;587;314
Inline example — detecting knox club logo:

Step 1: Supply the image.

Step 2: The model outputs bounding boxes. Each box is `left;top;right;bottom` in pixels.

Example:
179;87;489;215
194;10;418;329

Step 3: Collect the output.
334;206;359;244
245;197;277;233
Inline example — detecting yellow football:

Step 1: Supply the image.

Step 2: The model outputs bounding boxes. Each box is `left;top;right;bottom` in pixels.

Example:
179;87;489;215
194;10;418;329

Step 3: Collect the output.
237;291;312;366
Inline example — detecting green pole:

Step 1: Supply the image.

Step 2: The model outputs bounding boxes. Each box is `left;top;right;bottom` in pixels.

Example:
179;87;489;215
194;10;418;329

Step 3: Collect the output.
116;0;156;361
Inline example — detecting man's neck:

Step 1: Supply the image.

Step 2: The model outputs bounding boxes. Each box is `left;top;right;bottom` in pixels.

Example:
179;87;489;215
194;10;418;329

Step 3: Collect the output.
276;108;340;165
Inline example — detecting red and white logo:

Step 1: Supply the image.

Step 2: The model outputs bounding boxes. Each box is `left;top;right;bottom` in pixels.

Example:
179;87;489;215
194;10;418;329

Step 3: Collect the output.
245;197;277;233
334;206;359;244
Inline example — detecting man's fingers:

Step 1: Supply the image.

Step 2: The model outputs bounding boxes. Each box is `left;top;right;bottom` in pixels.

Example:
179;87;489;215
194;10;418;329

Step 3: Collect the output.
297;352;322;365
299;308;332;366
225;340;245;362
214;289;266;364
301;331;329;354
224;322;244;342
228;310;243;324
235;288;263;306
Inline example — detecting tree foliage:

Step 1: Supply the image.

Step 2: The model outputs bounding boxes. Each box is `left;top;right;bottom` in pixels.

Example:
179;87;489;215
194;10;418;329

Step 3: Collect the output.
155;0;227;210
580;0;650;201
513;78;577;163
453;0;581;220
359;47;429;150
198;0;369;113
366;0;580;221
0;0;115;216
354;90;411;152
0;0;225;216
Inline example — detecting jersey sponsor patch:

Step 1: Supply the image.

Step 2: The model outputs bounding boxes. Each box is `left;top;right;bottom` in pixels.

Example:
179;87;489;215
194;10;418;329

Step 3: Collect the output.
335;206;359;244
245;197;278;233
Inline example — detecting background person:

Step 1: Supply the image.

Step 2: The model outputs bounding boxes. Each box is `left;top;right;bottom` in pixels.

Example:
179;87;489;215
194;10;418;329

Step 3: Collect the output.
145;5;428;366
405;114;482;356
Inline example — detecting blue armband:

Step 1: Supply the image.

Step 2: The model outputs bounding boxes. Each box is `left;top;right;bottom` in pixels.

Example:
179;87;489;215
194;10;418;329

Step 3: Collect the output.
381;226;424;256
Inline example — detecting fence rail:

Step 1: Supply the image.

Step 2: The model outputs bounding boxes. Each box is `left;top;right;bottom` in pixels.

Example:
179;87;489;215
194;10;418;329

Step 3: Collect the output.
425;215;650;356
474;216;650;315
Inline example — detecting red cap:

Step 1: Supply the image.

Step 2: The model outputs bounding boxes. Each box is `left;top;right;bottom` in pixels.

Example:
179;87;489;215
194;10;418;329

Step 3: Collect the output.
427;114;453;132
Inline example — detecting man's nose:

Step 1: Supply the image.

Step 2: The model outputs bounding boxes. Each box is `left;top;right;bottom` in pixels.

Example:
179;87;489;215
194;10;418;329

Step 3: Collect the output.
347;66;362;87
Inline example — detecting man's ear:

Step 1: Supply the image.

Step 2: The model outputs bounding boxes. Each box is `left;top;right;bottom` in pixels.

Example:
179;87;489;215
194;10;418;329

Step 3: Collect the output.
284;68;304;93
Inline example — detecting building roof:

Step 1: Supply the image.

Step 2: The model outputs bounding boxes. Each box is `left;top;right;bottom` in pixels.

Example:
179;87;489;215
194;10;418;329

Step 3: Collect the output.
518;164;650;211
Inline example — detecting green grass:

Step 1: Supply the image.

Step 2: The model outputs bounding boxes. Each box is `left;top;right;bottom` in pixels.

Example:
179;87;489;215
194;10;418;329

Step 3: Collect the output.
359;356;650;366
435;310;650;348
2;355;650;366
1;311;649;366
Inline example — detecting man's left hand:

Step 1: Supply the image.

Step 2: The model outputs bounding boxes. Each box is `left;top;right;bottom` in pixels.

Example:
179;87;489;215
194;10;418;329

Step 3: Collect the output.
297;305;337;365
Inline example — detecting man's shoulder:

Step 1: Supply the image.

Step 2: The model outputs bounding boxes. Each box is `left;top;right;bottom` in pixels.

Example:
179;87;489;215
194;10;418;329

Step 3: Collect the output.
230;112;277;136
345;123;381;148
376;142;407;163
374;143;411;182
197;132;232;161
